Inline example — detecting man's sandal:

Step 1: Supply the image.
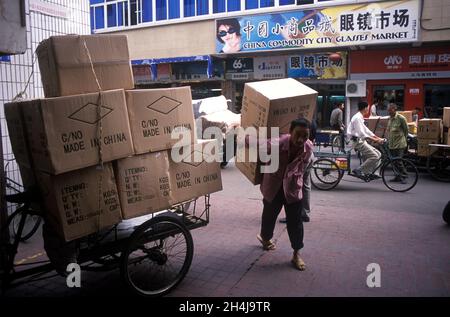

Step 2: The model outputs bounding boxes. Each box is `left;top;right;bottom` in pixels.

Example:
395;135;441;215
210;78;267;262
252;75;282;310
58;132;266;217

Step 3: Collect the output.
256;234;276;251
291;256;306;271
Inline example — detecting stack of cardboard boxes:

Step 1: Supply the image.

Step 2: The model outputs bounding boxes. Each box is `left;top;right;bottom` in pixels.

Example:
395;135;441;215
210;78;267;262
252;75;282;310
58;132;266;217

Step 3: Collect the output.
236;78;318;185
5;35;222;241
444;107;450;146
417;119;443;156
367;111;415;138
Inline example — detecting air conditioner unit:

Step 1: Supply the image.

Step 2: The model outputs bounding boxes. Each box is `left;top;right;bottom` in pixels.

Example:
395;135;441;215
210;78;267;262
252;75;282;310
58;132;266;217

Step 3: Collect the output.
346;80;367;97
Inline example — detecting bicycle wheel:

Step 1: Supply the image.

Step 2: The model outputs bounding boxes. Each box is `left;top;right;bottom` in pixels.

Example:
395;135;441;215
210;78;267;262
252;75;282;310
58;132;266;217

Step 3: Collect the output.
8;210;42;242
382;158;418;192
331;135;341;153
426;152;450;182
121;215;193;297
311;158;343;190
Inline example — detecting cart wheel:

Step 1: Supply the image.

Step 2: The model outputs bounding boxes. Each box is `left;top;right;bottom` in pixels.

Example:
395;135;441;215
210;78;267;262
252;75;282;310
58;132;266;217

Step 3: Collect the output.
443;201;450;225
426;152;450;182
7;210;41;242
121;215;193;297
331;135;341;153
311;158;343;191
381;158;418;192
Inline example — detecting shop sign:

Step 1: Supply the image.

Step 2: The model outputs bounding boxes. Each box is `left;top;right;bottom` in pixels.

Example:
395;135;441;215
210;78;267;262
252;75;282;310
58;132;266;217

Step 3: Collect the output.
254;56;286;80
288;52;347;79
215;0;419;54
226;58;253;80
409;88;420;95
351;47;450;80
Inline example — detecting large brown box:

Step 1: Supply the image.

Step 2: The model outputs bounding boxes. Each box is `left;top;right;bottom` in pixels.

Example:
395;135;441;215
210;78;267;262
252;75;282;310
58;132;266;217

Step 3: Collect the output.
38;163;122;241
115;140;222;220
169;139;223;203
417;119;443;140
114;151;172;220
126;87;196;154
417;138;440;157
21;89;134;175
241;78;317;138
37;34;134;97
4;101;32;168
367;116;390;138
443;107;450;128
397;111;413;123
235;137;262;185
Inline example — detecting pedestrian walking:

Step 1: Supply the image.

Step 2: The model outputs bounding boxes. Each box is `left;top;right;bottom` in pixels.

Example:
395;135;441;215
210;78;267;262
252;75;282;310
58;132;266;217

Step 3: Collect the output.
330;102;345;151
387;103;409;183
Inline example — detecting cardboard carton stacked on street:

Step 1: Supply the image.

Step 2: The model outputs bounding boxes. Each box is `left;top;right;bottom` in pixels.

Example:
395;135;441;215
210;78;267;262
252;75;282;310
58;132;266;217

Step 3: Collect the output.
417;119;443;156
237;78;318;185
367;116;390;138
5;34;136;241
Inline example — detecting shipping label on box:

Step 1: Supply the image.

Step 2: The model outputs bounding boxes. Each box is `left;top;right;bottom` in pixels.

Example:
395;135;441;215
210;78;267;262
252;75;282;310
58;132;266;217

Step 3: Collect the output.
443;107;450;128
115;151;173;219
37;34;134;98
4;101;33;168
417;119;443;140
241;79;317;138
169;140;223;203
22;89;134;175
126;87;196;154
367;116;390;138
38;163;122;242
417;138;439;157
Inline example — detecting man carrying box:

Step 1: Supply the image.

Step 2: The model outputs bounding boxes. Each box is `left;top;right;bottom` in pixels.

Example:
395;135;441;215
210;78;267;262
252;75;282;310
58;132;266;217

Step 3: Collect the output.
254;118;313;271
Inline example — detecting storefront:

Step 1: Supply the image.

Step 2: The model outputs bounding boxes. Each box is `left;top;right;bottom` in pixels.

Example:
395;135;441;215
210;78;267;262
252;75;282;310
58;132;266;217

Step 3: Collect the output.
350;46;450;118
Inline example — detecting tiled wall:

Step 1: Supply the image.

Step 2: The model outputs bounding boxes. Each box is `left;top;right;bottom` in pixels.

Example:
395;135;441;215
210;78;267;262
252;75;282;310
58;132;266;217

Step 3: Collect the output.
0;0;90;205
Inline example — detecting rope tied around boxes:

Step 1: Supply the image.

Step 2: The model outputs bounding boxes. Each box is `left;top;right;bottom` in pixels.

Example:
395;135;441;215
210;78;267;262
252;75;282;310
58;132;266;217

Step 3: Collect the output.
82;39;104;231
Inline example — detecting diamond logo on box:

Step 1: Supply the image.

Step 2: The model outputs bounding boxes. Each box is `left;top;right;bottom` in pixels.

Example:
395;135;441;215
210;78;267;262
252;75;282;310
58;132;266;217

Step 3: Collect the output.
180;149;206;168
147;96;182;114
68;102;114;124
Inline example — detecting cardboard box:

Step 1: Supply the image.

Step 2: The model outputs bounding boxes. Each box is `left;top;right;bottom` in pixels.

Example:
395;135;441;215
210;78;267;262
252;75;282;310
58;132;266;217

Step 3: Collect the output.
397;111;413;123
114;151;172;219
235;137;262;185
367;116;390;138
445;131;450;145
241;78;317;138
169;139;223;203
417;138;440;157
4;101;32;167
38;163;122;241
37;34;134;97
22;89;134;175
417;119;443;140
126;87;196;154
443;107;450;128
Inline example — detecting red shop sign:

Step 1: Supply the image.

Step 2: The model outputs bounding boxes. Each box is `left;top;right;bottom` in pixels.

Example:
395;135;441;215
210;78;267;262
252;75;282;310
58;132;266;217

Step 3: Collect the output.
350;47;450;79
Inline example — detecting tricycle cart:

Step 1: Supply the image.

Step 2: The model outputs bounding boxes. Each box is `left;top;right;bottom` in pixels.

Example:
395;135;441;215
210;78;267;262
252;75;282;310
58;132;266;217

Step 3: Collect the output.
1;185;211;297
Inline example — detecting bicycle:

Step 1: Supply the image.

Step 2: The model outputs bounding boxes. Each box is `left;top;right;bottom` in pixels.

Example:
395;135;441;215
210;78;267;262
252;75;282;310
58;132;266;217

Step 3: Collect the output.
311;140;419;192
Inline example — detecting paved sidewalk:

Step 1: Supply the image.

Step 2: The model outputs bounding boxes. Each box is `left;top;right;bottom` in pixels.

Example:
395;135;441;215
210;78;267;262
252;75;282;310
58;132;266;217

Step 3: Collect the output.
3;161;450;297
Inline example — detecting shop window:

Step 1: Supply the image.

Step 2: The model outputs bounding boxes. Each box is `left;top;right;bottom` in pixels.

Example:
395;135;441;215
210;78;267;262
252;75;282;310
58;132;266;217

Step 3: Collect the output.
213;0;226;13
142;0;152;22
424;85;450;118
373;85;405;115
227;0;240;12
169;0;181;19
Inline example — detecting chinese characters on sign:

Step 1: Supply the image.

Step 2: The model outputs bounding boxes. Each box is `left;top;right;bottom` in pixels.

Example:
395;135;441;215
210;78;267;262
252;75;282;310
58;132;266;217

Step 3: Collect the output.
288;52;347;79
254;56;286;80
216;0;419;53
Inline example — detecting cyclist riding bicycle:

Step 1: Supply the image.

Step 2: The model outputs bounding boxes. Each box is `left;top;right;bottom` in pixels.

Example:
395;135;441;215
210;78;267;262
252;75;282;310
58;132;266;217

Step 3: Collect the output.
347;101;385;179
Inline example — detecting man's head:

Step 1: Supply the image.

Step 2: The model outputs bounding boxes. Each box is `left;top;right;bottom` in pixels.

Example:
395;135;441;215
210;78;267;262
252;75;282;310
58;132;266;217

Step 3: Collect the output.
388;103;398;117
289;118;310;148
358;101;369;116
336;102;344;110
